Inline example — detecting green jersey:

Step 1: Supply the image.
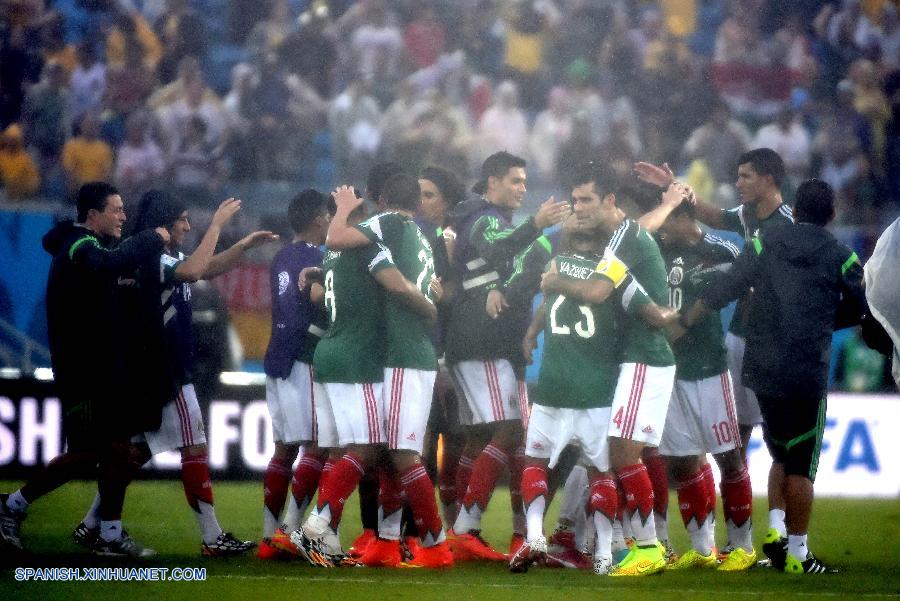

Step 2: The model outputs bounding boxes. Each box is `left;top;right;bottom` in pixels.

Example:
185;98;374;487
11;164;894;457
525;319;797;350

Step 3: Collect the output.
313;243;395;383
356;212;438;370
537;252;650;409
605;219;675;366
720;202;793;336
661;233;740;381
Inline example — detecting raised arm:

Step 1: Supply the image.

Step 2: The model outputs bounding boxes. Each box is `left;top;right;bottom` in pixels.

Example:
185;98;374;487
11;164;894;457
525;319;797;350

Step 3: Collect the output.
326;185;370;250
72;228;168;275
174;198;241;282
634;161;725;229
637;183;692;233
471;197;569;267
203;230;279;279
540;250;629;304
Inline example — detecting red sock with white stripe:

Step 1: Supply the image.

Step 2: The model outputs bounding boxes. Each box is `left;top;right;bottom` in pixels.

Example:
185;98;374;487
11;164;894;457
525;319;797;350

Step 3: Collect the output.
400;464;445;546
615;463;656;546
509;446;526;536
676;469;712;555
284;452;325;531
720;467;753;551
588;474;617;560
520;464;549;542
309;452;365;535
182;454;222;544
453;443;509;533
701;462;717;548
263;458;292;537
377;467;403;541
643;451;670;543
454;453;475;508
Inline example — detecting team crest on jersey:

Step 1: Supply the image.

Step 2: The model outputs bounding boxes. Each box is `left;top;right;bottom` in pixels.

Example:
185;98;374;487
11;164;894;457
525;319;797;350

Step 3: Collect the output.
668;265;684;286
278;271;290;295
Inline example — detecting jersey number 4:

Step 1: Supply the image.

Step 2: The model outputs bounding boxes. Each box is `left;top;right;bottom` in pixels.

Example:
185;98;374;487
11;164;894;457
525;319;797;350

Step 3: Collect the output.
549;295;595;338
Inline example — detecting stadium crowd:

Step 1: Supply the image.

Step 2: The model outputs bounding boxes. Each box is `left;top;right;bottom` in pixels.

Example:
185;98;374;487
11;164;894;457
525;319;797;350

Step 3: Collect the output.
0;0;899;224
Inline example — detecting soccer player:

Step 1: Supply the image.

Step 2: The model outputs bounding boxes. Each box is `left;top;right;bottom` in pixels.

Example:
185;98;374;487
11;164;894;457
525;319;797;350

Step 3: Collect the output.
444;151;569;560
321;175;453;567
681;179;866;574
540;162;676;576
258;189;334;558
0;182;168;557
514;171;678;576
72;191;273;556
635;148;794;559
291;184;442;568
638;190;757;571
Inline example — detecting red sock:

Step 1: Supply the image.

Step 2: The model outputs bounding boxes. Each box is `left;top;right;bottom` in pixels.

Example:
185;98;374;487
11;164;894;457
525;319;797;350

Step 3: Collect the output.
455;454;475;507
588;474;617;520
316;452;365;530
264;458;292;522
291;452;325;509
643;453;669;518
720;468;752;528
320;457;336;492
400;464;444;544
701;463;717;515
182;454;214;512
378;467;404;518
616;464;654;537
520;465;549;509
462;443;509;511
615;479;626;523
509;447;525;521
675;469;709;527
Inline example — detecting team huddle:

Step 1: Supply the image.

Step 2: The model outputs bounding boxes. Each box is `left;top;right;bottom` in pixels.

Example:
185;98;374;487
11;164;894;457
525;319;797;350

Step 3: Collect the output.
0;146;864;578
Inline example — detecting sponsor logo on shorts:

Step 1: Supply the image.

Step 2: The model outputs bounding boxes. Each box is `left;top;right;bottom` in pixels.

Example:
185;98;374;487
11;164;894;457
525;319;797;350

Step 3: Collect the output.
642;425;654;434
406;432;416;441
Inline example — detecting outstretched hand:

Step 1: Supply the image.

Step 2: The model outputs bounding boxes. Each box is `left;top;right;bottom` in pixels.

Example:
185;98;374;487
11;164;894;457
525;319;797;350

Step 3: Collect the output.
634;162;675;188
332;185;363;212
240;230;279;251
211;197;242;228
534;196;571;230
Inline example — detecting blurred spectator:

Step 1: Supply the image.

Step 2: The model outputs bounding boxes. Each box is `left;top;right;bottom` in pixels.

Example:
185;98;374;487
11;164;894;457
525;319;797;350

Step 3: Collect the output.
168;115;223;205
503;3;552;111
816;114;870;222
475;80;529;164
279;5;337;97
879;4;900;73
21;62;70;175
105;8;162;71
459;0;504;77
556;111;600;186
154;0;206;84
69;42;105;123
849;59;890;173
158;74;227;155
246;0;295;64
714;1;765;66
550;1;612;75
61;112;113;194
629;4;668;70
825;0;879;56
351;2;403;87
682;100;751;196
0;124;40;199
528;86;572;183
104;42;157;118
243;54;297;179
380;80;423;158
39;13;77;77
0;25;42;127
114;111;166;204
752;107;812;187
148;56;218;111
404;4;446;70
329;79;382;184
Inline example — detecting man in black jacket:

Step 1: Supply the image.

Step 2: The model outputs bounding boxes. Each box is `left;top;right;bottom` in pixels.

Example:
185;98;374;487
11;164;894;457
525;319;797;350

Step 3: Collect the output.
0;182;168;557
681;180;866;574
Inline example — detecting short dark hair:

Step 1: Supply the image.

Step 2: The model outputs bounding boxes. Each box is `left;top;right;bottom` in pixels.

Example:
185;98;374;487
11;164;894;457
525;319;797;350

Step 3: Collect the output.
382;173;421;212
473;151;526;194
420;165;465;208
738;148;785;188
793;179;834;227
366;161;404;204
568;161;622;200
76;181;119;222
130;189;186;234
288;189;330;234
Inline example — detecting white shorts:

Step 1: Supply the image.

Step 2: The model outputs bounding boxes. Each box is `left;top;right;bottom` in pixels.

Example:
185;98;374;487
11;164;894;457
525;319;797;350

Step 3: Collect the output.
313;382;339;448
324;382;385;447
139;383;206;455
609;363;676;447
266;361;318;444
525;404;611;471
725;332;763;426
383;367;436;453
659;372;741;456
450;359;526;426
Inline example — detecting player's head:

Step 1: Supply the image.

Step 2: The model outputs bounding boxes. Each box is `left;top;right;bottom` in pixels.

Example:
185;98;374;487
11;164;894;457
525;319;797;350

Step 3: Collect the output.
381;173;421;213
77;182;125;239
560;212;603;253
366;161;404;208
735;148;784;205
419;165;465;225
657;200;698;248
131;189;188;247
288;188;331;244
475;151;527;210
792;179;835;227
568;161;623;234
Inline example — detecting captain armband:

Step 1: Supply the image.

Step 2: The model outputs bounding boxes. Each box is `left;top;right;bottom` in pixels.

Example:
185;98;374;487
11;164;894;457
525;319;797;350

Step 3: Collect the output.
594;251;629;288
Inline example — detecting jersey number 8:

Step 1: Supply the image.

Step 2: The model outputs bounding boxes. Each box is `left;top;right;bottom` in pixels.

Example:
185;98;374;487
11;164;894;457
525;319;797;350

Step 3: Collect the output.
324;269;336;321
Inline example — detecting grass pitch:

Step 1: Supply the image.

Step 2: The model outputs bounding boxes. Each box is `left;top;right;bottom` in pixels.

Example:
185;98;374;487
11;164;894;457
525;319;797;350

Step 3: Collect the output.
0;480;898;601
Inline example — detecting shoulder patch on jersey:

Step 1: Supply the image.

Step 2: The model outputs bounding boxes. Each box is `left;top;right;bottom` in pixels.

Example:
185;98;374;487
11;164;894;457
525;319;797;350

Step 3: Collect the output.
278;271;290;295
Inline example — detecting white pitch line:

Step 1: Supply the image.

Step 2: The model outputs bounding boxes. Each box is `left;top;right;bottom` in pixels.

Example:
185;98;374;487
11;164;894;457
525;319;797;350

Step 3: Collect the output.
212;573;900;598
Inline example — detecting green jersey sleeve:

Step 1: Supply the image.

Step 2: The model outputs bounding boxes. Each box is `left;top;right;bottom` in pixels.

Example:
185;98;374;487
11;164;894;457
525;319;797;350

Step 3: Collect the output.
720;205;745;235
470;214;541;269
503;235;552;308
362;241;396;274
